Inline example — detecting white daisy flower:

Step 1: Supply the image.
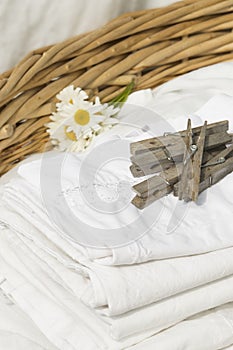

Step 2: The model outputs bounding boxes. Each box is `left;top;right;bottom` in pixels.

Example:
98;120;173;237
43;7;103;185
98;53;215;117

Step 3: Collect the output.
47;117;93;152
47;86;122;152
62;102;105;139
57;85;88;106
94;97;120;126
46;118;74;151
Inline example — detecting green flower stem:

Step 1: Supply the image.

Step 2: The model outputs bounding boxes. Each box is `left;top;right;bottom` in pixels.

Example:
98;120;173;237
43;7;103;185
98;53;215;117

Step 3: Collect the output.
109;81;135;108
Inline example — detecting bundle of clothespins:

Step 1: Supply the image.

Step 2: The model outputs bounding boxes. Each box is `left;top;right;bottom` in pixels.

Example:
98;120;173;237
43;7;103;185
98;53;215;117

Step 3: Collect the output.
130;120;233;209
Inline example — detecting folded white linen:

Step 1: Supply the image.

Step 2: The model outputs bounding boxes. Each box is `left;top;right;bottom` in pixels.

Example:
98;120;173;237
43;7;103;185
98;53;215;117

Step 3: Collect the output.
4;216;233;343
1;63;231;350
128;304;233;350
195;93;233;129
0;226;175;349
2;196;233;317
151;62;233;119
0;287;57;350
0;228;105;350
1;225;233;350
3;210;233;343
2;199;233;345
4;93;232;266
105;275;233;340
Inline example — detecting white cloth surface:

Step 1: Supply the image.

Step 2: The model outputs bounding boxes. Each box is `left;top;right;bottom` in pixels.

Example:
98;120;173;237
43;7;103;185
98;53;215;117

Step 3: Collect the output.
1;226;233;350
1;87;233;348
106;275;233;340
0;286;57;350
0;0;176;74
1;0;233;344
151;61;233;119
3;62;233;266
1;61;233;349
128;304;233;350
2;203;233;344
1;90;233;316
3;193;233;318
3;92;233;267
2;200;233;322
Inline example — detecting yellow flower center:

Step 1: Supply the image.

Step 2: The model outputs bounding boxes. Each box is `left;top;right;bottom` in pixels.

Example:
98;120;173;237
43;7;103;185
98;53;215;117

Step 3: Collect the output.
64;126;77;141
69;99;74;104
74;109;90;126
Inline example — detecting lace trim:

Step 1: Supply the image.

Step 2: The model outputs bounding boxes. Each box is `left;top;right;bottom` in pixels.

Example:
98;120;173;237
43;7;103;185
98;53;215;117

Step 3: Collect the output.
59;181;133;203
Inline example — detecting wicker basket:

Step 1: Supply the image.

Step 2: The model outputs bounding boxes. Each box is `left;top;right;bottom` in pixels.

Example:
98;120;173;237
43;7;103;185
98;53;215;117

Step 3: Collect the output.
0;0;233;176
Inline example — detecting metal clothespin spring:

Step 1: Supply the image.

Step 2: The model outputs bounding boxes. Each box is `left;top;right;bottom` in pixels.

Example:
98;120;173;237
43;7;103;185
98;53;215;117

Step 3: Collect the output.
202;157;226;168
163;131;186;137
163;147;173;161
184;144;198;165
190;144;198;154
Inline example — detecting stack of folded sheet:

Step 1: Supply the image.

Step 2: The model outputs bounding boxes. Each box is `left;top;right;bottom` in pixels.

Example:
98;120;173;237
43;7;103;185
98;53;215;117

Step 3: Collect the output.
1;92;233;350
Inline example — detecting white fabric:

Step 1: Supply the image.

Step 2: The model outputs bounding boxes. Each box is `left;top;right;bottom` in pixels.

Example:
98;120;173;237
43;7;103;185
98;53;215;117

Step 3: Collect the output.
128;304;233;350
4;93;233;267
0;287;57;350
1;0;233;346
1;88;233;348
0;92;233;317
2;204;233;344
4;62;233;267
1;226;233;350
151;61;233;119
2;199;233;320
107;275;233;340
1;61;233;349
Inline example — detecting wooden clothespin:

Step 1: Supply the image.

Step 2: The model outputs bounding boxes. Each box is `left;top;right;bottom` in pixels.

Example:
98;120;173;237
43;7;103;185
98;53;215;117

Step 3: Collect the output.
178;118;193;201
200;143;233;194
174;144;233;196
130;120;229;157
131;119;233;209
130;120;231;178
132;163;183;209
131;186;173;210
190;121;207;201
130;161;171;178
178;120;207;202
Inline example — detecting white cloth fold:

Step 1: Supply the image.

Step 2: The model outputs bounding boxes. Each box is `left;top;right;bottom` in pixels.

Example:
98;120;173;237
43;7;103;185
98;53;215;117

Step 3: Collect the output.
1;226;233;350
151;61;233;119
2;196;233;317
1;196;233;347
0;291;57;350
1;63;233;349
1;209;233;344
4;93;232;266
128;304;233;350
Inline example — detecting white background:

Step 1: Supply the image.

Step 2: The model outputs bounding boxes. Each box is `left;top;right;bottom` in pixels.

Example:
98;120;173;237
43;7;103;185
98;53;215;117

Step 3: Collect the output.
0;0;176;74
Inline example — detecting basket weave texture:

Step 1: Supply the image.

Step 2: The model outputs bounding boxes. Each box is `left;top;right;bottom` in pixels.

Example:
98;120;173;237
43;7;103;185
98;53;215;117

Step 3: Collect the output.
0;0;233;176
